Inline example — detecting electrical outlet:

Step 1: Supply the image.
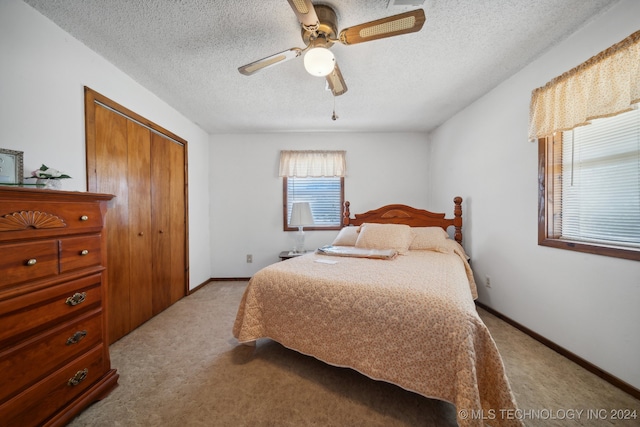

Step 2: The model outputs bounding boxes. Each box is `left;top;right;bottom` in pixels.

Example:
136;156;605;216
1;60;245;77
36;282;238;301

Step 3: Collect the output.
485;275;491;288
246;254;252;263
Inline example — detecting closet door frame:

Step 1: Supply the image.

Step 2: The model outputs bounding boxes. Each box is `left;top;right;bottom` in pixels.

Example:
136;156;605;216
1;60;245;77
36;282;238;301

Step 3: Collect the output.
84;86;190;308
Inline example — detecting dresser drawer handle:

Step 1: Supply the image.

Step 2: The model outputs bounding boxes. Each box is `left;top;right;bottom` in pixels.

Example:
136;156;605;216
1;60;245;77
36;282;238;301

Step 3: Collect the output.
80;249;89;256
66;330;88;345
26;258;37;266
67;368;88;386
65;292;87;306
80;215;89;221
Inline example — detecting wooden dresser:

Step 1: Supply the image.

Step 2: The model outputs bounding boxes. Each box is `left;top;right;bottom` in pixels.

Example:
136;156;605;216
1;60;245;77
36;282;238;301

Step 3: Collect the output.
0;186;118;426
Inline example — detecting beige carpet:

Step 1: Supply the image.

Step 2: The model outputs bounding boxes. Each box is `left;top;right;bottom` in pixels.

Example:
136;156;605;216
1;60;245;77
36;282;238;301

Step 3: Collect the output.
68;281;639;427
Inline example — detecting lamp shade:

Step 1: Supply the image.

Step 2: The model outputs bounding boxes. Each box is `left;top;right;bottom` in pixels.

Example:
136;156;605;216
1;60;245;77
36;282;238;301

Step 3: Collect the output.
303;47;335;77
289;202;314;227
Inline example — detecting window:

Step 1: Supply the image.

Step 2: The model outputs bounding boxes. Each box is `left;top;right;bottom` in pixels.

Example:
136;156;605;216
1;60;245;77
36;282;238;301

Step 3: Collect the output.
279;150;346;231
538;106;640;261
531;29;639;261
283;176;344;231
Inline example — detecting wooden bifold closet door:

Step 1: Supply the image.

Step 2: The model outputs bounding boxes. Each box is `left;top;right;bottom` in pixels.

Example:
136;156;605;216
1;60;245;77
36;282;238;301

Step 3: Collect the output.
85;88;188;344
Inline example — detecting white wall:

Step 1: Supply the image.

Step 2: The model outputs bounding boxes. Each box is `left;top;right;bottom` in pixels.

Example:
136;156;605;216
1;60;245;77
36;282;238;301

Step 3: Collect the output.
428;0;640;390
209;132;430;277
0;0;211;290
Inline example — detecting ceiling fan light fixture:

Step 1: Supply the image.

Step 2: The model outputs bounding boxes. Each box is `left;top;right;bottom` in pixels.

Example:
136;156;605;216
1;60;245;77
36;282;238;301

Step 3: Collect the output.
304;47;335;77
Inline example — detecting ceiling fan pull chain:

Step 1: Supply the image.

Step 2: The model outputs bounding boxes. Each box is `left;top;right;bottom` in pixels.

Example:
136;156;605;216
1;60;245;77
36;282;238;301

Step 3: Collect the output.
332;96;338;121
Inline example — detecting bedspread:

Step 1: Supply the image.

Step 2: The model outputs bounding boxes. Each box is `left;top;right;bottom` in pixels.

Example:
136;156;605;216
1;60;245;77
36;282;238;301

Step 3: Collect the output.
233;247;522;427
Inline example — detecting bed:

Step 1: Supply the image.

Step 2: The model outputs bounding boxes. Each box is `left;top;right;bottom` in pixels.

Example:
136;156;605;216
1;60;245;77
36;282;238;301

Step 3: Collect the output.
233;198;522;427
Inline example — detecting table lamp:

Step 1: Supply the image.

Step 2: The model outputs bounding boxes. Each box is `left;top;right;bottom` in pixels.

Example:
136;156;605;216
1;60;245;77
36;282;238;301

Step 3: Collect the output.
289;202;314;253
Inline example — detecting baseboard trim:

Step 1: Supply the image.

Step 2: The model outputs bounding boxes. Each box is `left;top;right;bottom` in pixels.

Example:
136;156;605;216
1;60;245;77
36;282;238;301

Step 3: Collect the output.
188;279;212;295
188;278;251;295
476;301;640;400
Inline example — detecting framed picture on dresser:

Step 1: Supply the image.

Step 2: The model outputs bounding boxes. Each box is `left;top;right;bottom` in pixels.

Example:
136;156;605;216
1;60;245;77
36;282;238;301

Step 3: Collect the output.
0;148;23;185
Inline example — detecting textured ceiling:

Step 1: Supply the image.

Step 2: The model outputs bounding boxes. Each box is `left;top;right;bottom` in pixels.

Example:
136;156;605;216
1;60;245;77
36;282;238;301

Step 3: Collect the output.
24;0;619;134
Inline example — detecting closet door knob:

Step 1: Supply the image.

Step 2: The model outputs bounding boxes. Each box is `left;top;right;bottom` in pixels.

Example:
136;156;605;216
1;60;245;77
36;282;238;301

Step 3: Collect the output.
138;232;144;236
159;230;164;234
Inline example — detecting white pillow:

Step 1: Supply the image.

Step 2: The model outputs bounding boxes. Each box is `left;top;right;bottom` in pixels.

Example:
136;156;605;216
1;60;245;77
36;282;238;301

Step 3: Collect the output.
409;227;449;251
355;223;413;254
331;226;360;246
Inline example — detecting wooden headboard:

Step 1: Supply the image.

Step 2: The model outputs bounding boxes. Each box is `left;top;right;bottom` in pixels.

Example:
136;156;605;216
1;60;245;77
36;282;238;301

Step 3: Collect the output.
343;197;463;244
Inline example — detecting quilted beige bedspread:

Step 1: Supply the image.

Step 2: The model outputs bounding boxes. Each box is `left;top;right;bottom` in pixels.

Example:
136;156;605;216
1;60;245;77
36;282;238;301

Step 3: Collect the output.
233;244;523;427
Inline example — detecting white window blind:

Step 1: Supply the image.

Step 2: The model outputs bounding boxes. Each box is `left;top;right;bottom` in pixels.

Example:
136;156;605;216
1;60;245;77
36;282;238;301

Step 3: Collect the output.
561;106;640;247
286;177;342;226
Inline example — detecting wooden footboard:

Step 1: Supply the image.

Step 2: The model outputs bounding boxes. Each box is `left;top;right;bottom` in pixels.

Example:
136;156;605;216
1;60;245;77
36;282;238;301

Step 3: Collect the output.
343;197;463;244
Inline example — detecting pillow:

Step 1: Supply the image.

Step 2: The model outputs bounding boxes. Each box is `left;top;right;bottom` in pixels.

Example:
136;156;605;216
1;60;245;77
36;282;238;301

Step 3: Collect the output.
355;223;413;254
409;227;449;251
331;226;360;246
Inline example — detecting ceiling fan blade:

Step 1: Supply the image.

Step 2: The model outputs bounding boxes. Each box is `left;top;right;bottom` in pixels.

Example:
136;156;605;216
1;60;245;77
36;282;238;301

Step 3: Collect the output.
338;9;426;45
326;62;347;96
238;48;302;76
286;0;319;29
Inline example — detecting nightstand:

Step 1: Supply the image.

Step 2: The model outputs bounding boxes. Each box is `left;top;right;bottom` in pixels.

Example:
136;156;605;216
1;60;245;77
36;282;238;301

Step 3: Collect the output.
279;250;311;261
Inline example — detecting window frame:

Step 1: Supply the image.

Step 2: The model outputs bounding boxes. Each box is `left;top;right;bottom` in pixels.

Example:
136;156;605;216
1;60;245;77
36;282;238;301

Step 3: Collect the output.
282;176;344;231
537;135;640;261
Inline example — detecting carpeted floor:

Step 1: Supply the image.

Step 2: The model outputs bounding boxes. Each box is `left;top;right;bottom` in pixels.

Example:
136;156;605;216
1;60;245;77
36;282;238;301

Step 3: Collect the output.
68;281;640;427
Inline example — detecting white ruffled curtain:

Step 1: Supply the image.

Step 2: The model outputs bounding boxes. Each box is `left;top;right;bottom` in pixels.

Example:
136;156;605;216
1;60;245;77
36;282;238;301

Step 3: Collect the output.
528;29;640;141
279;150;346;177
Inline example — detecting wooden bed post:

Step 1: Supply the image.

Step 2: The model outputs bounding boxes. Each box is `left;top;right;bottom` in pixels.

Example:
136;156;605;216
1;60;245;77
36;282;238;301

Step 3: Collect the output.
453;197;463;244
343;201;351;226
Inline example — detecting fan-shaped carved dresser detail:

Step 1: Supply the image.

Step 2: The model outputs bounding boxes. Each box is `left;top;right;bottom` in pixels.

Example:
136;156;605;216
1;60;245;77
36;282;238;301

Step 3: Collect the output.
0;186;118;426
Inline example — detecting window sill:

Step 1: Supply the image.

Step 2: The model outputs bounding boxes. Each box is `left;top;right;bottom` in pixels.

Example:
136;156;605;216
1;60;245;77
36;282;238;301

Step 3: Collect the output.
539;238;640;261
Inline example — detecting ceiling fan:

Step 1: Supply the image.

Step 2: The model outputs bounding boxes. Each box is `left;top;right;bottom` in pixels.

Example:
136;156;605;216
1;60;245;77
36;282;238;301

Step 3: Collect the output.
238;0;426;97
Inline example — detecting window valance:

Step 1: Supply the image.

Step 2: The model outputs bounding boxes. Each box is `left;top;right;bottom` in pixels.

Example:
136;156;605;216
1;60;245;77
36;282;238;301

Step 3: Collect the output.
279;150;346;177
528;29;640;141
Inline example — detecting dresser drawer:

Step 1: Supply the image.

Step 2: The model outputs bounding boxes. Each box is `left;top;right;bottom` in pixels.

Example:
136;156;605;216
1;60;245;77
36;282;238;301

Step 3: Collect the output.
0;274;102;346
0;201;104;241
0;310;103;403
0;345;106;427
0;240;58;290
54;202;104;230
60;235;102;273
